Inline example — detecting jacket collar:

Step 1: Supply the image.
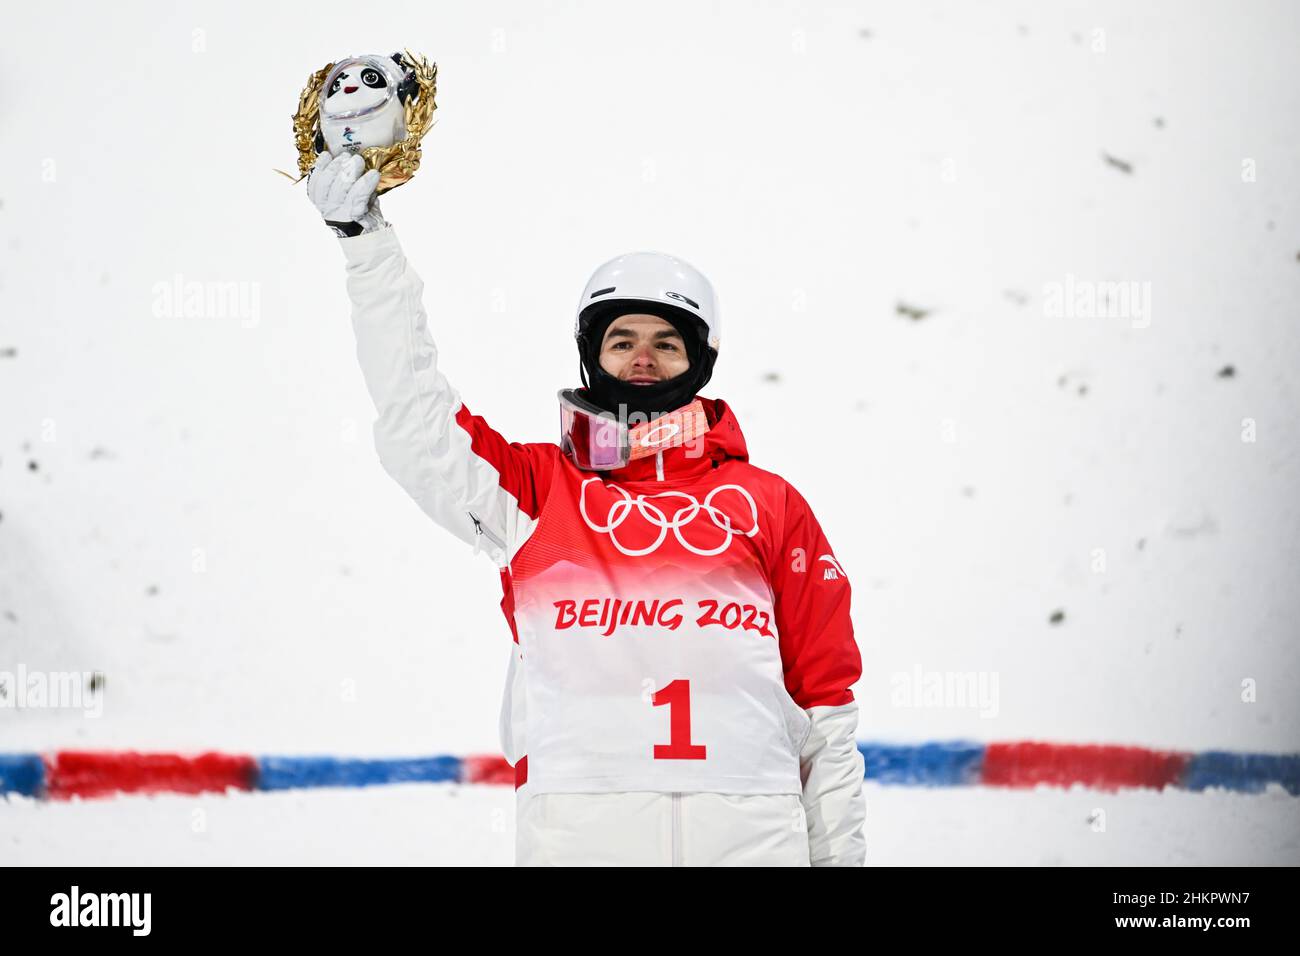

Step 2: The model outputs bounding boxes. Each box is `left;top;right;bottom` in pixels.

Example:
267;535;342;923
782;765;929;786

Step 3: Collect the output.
601;396;749;483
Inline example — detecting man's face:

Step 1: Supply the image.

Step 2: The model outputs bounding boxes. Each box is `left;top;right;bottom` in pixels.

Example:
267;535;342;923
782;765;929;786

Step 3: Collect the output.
598;314;690;385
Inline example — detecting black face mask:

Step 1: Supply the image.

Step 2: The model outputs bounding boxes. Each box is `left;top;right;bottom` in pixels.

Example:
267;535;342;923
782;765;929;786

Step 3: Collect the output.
577;306;717;423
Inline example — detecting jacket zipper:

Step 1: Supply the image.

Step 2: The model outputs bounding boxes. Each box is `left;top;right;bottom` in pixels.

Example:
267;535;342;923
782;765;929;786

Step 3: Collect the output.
467;511;506;558
671;791;681;866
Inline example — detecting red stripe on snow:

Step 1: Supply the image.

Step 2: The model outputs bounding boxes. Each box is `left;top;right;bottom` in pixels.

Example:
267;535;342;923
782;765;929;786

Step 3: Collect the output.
44;750;257;800
461;754;515;785
981;741;1192;792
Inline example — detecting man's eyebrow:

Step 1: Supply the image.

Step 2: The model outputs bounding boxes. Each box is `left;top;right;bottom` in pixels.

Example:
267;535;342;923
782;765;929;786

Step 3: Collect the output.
606;327;683;341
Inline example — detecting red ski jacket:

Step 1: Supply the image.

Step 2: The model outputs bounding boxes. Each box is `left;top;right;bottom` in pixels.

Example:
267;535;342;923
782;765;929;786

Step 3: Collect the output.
339;226;866;865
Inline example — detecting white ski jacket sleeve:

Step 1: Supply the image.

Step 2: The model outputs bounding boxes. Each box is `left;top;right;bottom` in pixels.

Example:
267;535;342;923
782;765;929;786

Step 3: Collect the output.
337;226;552;568
799;702;867;866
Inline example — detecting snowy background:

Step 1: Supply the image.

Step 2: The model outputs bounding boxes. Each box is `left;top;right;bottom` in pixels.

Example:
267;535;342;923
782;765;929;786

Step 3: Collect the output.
2;0;1298;864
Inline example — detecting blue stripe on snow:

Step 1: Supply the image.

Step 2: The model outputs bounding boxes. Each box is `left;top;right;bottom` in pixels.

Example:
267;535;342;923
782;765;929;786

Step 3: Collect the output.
0;754;45;797
859;741;985;787
1180;751;1300;796
257;755;463;791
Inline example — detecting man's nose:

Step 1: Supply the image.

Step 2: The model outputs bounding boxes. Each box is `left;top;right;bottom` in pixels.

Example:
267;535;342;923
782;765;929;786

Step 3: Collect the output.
630;346;657;366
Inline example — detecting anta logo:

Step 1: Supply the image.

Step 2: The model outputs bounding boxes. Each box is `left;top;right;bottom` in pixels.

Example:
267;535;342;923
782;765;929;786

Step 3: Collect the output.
579;477;759;557
820;554;846;580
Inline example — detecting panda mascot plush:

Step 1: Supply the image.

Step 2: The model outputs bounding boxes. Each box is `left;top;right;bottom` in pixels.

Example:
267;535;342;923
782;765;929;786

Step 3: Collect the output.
290;50;434;237
315;53;420;157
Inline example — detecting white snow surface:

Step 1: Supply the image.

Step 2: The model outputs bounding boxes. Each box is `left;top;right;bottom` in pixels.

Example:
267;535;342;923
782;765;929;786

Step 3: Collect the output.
1;0;1298;864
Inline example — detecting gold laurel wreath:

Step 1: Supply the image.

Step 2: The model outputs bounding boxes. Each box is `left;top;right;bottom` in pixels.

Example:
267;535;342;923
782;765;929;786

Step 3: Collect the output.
275;50;438;195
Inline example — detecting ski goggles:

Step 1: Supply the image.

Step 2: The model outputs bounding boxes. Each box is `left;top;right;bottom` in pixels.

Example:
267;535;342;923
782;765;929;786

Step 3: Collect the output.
558;389;709;471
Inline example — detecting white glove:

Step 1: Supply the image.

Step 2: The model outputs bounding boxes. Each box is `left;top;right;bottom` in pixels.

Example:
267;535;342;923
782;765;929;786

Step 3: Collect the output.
306;150;387;237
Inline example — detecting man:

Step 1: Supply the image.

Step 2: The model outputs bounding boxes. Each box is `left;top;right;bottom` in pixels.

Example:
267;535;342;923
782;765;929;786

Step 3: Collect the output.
308;151;866;866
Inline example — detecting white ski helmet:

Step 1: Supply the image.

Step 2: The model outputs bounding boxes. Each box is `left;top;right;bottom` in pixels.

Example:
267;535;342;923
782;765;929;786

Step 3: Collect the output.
575;251;721;355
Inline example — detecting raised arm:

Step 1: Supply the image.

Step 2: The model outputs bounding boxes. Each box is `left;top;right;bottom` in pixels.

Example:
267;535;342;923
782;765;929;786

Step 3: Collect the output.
313;152;555;566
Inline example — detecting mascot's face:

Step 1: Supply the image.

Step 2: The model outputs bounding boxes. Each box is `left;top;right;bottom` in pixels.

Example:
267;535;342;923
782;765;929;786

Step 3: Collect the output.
324;63;391;116
319;56;407;155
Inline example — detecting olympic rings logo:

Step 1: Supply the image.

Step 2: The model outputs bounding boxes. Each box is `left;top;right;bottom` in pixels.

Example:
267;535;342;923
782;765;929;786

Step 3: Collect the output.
578;477;761;557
